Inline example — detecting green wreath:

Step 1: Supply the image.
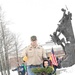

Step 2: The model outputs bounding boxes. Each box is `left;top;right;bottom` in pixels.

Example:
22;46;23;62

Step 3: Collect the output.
32;66;53;75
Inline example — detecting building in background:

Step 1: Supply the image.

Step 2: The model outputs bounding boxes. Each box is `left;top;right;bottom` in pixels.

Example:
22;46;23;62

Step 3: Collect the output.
42;41;65;58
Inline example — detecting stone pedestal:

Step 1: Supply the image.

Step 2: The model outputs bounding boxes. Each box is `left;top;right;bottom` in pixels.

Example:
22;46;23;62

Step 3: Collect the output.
61;43;75;67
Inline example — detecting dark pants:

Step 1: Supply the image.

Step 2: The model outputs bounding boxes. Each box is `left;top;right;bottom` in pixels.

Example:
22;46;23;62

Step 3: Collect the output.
52;65;57;74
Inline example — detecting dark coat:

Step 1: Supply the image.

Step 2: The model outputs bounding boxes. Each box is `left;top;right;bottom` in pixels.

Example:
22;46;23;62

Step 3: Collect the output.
12;65;26;75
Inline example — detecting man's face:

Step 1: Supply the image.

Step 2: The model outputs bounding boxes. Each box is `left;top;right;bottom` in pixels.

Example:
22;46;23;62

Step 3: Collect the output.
31;40;37;46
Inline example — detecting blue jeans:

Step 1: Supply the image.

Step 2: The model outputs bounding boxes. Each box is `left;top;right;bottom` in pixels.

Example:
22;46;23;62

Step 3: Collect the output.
27;65;42;75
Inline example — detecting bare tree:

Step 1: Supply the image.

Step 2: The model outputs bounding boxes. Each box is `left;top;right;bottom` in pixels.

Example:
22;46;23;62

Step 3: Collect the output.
0;6;23;75
13;35;22;75
0;6;17;75
0;40;4;75
0;6;7;75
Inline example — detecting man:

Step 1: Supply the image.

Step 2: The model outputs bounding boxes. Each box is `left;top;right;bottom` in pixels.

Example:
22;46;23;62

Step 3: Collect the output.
22;35;47;75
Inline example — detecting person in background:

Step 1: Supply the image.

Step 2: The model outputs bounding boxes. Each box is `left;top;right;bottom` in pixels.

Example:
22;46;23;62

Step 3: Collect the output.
47;56;54;67
12;61;27;75
47;57;51;66
56;57;62;68
50;48;58;75
22;35;47;75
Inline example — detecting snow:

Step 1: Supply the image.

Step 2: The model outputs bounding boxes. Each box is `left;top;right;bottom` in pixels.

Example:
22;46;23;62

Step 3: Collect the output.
0;64;75;75
0;70;18;75
57;64;75;75
10;70;18;75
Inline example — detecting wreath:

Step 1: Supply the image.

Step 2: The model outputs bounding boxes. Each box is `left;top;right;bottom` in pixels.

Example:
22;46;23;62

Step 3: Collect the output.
32;66;53;75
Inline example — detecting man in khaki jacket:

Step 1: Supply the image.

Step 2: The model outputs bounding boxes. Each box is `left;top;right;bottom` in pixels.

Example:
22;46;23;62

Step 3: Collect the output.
22;35;47;75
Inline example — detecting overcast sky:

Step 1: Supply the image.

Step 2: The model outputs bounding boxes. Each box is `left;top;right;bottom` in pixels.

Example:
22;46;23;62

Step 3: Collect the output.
0;0;75;47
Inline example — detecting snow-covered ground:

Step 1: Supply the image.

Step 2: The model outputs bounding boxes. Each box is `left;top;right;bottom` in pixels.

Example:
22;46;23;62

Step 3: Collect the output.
0;64;75;75
10;70;18;75
0;70;18;75
57;64;75;75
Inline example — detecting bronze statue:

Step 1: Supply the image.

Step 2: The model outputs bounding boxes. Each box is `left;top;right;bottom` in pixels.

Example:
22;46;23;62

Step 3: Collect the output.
50;32;66;54
56;8;74;43
50;8;75;67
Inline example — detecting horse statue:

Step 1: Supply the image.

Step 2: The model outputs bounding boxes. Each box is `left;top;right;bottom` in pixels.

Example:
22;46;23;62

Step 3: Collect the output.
50;8;75;67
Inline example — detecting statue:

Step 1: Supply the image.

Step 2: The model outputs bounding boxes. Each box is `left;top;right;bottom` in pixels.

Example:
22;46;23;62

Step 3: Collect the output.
50;32;66;54
50;8;75;67
56;8;74;43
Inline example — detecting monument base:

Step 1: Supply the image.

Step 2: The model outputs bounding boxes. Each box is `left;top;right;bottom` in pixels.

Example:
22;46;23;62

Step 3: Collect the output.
61;43;75;67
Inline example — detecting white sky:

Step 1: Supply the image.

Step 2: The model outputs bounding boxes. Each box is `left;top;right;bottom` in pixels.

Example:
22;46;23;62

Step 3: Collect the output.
0;0;75;47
